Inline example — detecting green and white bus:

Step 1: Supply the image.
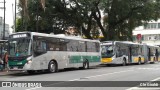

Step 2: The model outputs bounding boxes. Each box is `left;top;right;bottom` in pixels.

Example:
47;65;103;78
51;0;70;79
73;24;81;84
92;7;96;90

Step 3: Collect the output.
101;41;145;65
8;32;101;74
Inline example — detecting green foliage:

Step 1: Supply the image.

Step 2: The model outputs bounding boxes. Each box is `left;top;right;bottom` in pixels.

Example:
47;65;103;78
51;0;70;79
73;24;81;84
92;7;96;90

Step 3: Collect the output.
16;18;22;32
17;0;160;41
99;0;160;41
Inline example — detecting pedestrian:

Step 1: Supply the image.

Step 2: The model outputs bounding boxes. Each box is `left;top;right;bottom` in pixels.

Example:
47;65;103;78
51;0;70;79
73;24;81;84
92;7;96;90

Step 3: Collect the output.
0;58;3;71
4;51;9;72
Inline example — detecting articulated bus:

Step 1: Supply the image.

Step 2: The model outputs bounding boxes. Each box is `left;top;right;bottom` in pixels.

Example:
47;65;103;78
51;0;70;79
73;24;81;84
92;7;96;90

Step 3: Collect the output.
8;32;101;74
155;46;160;62
101;41;145;65
143;44;157;63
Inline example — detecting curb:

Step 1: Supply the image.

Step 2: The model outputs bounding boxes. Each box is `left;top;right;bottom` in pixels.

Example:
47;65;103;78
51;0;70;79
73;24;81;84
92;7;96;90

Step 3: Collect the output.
0;71;21;76
0;71;11;76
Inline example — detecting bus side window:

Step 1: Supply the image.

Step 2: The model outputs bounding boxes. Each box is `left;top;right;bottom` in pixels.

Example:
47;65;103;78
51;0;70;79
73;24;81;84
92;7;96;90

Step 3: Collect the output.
42;41;47;51
95;43;100;52
33;40;47;57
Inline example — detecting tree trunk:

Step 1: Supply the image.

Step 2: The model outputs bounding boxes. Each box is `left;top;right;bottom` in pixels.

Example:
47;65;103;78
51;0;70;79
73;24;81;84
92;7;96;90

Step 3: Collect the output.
93;12;107;40
81;26;92;39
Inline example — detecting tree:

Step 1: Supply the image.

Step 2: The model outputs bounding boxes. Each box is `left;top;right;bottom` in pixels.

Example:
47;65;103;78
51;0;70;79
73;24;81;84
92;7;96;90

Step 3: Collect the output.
99;0;160;40
17;0;46;32
17;0;160;41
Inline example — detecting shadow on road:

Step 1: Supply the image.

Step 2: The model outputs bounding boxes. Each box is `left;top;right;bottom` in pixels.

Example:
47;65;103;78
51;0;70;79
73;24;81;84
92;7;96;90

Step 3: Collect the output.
4;67;99;76
2;62;156;77
99;63;148;67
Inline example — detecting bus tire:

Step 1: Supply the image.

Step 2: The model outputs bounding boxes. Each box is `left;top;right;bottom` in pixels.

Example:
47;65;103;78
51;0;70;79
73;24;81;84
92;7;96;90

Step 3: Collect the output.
83;60;89;69
27;70;35;74
122;58;126;66
48;60;57;73
138;58;141;65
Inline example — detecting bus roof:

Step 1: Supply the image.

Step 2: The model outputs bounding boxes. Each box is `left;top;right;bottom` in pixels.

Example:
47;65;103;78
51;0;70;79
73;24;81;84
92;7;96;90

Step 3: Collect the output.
10;32;100;43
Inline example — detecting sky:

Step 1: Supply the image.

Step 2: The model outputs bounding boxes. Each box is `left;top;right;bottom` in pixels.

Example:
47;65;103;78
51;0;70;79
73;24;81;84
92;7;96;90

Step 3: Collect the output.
0;0;17;33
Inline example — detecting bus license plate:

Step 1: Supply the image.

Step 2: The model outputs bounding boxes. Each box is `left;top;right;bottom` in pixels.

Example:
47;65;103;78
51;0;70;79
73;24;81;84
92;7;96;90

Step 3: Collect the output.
13;67;18;70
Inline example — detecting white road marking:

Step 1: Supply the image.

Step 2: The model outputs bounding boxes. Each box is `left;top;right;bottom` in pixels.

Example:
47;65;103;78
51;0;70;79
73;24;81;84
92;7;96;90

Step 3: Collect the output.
127;87;160;90
85;70;134;79
69;79;80;81
26;70;134;90
138;68;160;70
26;87;41;90
126;87;139;90
126;77;160;90
69;70;134;81
151;77;160;81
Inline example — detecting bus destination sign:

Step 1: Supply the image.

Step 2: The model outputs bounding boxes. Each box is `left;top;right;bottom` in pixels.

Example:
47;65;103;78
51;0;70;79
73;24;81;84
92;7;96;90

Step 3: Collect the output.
12;34;28;38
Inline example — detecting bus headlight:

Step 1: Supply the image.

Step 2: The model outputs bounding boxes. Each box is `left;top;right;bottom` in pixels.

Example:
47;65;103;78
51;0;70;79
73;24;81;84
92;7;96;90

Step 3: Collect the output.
27;60;32;64
27;56;32;64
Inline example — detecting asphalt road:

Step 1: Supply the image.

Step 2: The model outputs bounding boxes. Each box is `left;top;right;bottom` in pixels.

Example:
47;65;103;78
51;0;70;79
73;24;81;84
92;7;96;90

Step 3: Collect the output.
1;62;160;90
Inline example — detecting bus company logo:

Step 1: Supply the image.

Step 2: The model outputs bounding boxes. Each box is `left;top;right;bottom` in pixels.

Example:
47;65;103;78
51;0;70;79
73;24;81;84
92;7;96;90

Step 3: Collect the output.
2;82;12;87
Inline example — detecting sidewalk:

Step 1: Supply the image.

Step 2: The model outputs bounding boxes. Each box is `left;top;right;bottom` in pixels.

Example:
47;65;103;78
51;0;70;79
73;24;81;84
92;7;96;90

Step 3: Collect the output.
0;70;22;76
0;64;19;76
0;70;13;76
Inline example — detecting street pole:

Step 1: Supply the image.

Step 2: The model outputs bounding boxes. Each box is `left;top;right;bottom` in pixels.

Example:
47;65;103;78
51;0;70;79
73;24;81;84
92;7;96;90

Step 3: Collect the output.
3;0;5;40
36;1;38;32
15;0;16;32
12;4;14;32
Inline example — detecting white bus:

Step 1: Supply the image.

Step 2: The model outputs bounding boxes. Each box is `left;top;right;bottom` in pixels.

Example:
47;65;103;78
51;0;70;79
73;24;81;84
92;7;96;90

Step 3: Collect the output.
8;32;101;74
143;44;157;63
155;46;160;62
101;41;145;65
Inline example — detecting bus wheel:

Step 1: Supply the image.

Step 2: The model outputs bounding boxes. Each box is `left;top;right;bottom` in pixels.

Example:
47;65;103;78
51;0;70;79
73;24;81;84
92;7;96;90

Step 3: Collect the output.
83;60;89;69
48;61;57;73
122;58;126;66
27;70;35;74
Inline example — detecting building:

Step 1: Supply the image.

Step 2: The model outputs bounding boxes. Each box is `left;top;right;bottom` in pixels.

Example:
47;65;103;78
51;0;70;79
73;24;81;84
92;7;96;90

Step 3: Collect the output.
133;19;160;46
0;16;10;39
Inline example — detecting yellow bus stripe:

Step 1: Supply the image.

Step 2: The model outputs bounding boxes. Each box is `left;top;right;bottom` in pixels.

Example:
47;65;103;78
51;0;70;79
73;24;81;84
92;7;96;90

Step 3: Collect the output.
101;58;112;63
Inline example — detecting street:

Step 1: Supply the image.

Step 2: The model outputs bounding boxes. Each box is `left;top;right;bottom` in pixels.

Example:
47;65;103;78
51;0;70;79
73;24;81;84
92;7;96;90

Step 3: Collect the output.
1;1;160;90
1;62;160;90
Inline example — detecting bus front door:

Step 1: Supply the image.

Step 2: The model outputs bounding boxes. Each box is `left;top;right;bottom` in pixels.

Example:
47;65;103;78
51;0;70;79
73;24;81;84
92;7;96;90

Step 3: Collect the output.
148;48;151;61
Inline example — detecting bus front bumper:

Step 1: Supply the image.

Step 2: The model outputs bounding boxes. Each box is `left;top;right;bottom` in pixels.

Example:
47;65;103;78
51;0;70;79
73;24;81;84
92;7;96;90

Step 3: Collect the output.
101;58;113;64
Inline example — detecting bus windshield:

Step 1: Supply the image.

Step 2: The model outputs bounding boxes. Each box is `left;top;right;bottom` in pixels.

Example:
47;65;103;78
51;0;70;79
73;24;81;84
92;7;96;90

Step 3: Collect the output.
101;45;114;58
9;38;31;57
